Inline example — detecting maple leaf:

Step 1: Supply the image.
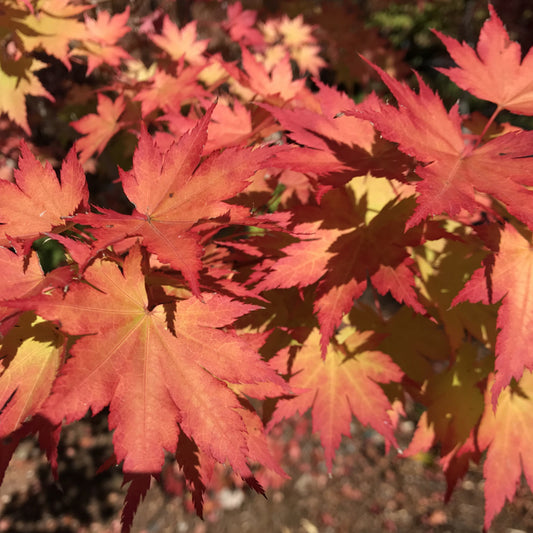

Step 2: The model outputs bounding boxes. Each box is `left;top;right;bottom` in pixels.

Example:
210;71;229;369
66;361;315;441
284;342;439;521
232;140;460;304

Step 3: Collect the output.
0;248;73;333
150;17;208;65
477;371;533;531
403;343;487;460
452;225;533;404
71;93;126;163
84;6;130;44
72;7;131;75
259;14;325;75
15;0;89;67
163;99;253;153
15;245;287;482
0;144;88;246
257;185;427;354
80;40;132;76
434;5;533;115
371;259;426;315
268;328;402;470
0;249;46;302
223;1;265;48
268;145;348;177
134;65;210;117
75;107;276;296
264;86;414;188
121;473;152;533
0;313;64;437
291;44;327;76
255;221;338;292
0;416;60;488
278;15;314;48
263;80;374;152
353;62;533;231
226;47;306;102
204;99;253;152
0;54;53;134
275;169;315;207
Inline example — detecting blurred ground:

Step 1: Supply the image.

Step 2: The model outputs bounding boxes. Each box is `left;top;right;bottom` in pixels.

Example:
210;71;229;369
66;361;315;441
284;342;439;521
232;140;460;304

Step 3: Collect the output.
1;412;533;533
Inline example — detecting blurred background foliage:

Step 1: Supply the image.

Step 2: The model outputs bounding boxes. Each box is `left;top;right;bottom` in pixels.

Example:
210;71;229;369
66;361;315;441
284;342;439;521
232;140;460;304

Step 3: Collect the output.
23;0;533;191
108;0;533;117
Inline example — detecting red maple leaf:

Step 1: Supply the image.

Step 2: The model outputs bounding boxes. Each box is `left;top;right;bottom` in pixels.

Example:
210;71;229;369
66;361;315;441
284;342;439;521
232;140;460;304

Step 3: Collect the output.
434;5;533;115
75;106;277;296
0;416;60;488
223;1;265;48
20;245;286;482
352;62;533;230
452;225;533;404
257;189;427;354
262;80;374;152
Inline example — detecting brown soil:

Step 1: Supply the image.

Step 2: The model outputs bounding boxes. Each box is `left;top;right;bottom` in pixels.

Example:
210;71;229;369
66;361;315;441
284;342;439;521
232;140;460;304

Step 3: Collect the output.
1;412;532;533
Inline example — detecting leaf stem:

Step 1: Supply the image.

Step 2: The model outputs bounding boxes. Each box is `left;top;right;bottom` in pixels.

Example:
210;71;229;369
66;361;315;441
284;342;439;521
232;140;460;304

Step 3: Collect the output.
473;106;502;150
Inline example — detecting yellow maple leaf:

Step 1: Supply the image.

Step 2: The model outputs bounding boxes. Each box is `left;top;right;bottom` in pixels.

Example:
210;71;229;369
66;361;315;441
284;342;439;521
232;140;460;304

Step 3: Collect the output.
0;54;53;133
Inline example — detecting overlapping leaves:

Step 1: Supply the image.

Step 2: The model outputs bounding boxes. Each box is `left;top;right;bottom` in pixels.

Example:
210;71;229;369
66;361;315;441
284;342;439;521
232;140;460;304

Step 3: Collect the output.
1;3;533;532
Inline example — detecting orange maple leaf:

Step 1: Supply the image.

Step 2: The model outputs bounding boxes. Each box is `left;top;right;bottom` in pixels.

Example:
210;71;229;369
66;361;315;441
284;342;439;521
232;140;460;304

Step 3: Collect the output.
24;245;286;479
163;99;253;153
268;328;402;470
73;7;131;75
478;371;533;530
150;17;208;65
435;5;533;115
0;144;88;246
227;46;306;102
84;6;130;44
74;106;276;295
0;249;46;302
258;13;326;75
0;248;73;333
71;93;126;163
290;44;327;76
134;65;210;117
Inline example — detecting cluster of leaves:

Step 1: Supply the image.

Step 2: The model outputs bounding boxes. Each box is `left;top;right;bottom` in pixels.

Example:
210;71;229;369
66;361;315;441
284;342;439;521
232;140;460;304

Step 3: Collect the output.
1;1;533;531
